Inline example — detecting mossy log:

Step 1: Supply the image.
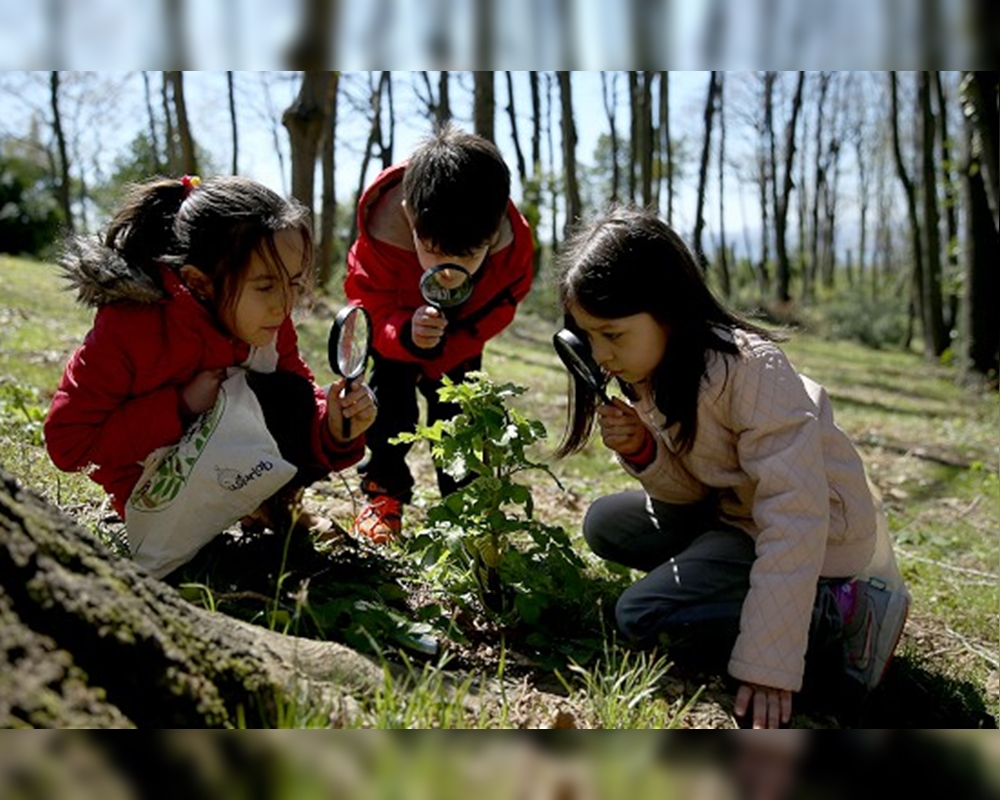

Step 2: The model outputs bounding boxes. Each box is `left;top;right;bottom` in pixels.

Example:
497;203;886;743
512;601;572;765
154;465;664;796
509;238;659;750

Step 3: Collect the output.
0;469;386;728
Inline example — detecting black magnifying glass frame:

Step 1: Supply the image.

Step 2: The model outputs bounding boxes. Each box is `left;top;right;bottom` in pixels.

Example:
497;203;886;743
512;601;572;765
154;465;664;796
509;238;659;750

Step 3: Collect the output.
552;328;610;404
328;305;372;439
419;263;474;309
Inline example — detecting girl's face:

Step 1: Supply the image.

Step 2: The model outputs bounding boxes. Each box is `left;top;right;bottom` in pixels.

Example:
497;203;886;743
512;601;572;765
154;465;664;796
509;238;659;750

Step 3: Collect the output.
568;302;670;387
226;229;309;347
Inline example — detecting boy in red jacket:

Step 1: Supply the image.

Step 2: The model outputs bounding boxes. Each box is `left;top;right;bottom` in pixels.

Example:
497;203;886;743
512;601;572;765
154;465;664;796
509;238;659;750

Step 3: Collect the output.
345;124;534;542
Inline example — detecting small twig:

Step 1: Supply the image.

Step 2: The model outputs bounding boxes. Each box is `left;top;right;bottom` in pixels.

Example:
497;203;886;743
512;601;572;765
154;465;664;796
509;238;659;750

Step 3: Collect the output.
944;626;1000;669
895;548;999;580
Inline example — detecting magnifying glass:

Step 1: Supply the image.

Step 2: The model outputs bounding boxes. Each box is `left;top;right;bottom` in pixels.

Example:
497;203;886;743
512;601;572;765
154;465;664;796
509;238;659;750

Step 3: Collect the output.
552;328;610;404
328;305;372;439
419;263;474;309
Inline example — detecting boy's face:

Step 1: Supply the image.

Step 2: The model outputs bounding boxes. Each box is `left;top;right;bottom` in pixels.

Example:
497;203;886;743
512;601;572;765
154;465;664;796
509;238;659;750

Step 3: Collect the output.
412;231;491;288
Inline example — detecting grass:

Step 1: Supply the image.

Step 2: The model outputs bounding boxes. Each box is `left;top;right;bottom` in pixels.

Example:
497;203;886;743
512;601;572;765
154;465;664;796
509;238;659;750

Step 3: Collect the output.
1;253;997;728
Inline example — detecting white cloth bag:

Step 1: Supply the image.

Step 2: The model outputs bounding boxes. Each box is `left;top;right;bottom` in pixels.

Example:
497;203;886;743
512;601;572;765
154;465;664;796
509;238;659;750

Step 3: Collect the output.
125;346;297;578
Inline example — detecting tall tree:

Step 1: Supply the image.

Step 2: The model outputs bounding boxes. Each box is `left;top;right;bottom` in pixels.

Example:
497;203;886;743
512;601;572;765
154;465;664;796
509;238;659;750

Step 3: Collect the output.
49;71;73;233
772;71;806;304
692;71;720;272
601;71;621;204
349;72;391;246
716;72;730;298
282;70;333;223
473;72;495;143
504;72;527;189
557;71;582;238
959;71;1000;382
660;71;673;225
227;71;238;174
918;71;948;356
141;71;163;174
635;72;655;208
165;71;197;176
889;72;925;354
317;73;340;289
933;72;960;333
529;71;541;178
161;74;178;173
757;72;774;297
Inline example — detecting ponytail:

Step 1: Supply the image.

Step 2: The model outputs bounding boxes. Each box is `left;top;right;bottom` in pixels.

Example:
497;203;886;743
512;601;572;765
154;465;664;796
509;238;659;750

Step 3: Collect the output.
103;177;188;272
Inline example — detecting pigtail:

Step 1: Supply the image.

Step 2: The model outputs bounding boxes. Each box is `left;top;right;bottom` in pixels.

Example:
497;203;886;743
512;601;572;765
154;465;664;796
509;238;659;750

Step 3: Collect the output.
104;177;188;269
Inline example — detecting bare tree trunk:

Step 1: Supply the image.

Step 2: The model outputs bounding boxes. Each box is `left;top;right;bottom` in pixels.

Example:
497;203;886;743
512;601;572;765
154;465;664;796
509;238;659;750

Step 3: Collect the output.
966;72;999;232
0;470;383;728
716;73;730;298
960;72;1000;382
227;71;239;174
693;71;720;272
282;70;333;225
141;71;163;174
474;72;495;143
284;0;336;69
919;71;948;356
557;71;581;238
889;72;926;354
504;72;527;188
545;73;559;253
165;71;198;176
163;0;189;68
660;71;673;225
161;73;178;173
773;71;806;304
637;72;654;208
318;73;340;290
601;71;620;205
49;71;73;234
438;71;451;127
809;73;831;303
627;71;638;203
934;71;960;333
529;71;541;177
349;72;389;246
382;73;395;169
758;72;774;297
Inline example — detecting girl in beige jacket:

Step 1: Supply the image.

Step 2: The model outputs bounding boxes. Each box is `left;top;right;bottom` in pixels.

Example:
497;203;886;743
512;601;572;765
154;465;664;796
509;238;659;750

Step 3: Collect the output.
554;208;908;729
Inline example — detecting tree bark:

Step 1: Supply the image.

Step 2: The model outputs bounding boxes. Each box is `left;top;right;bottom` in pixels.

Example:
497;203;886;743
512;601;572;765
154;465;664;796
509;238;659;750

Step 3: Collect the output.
317;73;340;289
933;71;960;333
601;72;620;204
504;72;527;188
141;71;163;174
693;71;720;272
0;470;384;728
960;72;1000;382
660;72;673;226
165;71;197;176
716;72;730;298
227;71;239;174
49;71;73;234
282;70;333;224
773;71;806;304
889;72;926;355
919;71;948;356
557;71;581;239
474;72;495;143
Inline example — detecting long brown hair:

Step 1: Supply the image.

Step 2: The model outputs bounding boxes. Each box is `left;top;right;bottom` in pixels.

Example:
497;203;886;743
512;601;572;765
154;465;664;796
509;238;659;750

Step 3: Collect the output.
555;207;777;457
102;175;313;320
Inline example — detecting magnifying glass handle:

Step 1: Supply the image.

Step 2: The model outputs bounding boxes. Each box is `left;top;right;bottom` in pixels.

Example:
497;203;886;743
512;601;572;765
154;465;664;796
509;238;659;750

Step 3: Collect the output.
342;377;354;439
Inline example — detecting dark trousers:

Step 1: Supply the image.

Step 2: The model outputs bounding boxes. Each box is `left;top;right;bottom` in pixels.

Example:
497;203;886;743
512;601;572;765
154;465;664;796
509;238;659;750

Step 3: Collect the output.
584;491;848;678
358;351;482;503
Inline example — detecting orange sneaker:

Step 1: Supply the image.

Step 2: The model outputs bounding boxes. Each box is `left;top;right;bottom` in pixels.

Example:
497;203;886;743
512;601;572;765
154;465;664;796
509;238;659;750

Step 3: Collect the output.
351;495;403;544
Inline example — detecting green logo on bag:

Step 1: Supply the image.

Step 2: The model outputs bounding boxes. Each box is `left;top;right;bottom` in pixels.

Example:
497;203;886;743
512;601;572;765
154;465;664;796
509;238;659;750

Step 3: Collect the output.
130;388;227;510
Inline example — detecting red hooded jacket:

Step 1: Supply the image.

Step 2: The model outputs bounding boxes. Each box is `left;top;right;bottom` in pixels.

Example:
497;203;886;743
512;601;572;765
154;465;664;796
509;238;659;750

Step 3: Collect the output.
45;263;363;516
344;163;535;380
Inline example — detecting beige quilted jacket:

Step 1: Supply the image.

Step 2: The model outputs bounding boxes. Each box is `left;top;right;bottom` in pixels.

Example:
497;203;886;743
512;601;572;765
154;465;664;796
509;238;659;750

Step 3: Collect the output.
622;329;876;692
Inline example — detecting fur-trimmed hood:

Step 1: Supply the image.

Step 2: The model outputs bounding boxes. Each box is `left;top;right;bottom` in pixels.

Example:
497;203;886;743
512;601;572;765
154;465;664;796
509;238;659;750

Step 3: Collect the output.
59;236;167;308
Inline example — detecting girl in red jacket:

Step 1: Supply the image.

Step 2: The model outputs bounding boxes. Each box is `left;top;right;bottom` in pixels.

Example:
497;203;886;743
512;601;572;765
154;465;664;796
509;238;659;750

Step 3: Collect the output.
45;175;375;550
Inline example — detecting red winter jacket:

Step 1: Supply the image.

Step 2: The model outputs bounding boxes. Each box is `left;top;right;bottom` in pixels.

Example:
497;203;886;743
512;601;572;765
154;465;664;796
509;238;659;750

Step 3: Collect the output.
344;163;535;380
45;263;363;516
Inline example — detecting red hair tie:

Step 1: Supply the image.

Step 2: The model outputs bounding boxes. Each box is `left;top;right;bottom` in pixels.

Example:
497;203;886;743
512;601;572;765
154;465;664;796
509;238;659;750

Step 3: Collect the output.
180;175;201;196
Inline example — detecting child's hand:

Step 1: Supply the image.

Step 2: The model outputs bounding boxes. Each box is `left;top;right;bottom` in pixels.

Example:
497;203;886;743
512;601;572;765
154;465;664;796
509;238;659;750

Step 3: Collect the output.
596;398;647;456
734;682;793;729
180;368;226;416
411;305;447;349
326;378;377;442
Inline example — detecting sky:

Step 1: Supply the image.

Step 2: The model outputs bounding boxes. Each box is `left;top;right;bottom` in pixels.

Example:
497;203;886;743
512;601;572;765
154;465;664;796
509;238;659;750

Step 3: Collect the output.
1;71;739;248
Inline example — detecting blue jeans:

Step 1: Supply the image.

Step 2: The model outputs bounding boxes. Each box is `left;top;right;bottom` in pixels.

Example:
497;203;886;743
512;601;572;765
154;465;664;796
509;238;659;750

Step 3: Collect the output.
585;491;846;674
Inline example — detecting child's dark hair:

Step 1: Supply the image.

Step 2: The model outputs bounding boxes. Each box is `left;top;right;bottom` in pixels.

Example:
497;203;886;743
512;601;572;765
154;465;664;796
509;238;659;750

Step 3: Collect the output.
87;175;312;318
555;206;777;458
402;124;510;257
